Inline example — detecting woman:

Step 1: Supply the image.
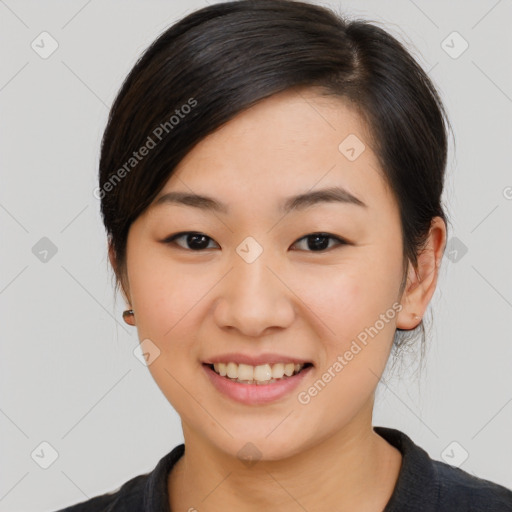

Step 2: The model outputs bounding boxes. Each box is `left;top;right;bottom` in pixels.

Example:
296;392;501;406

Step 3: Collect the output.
56;0;512;510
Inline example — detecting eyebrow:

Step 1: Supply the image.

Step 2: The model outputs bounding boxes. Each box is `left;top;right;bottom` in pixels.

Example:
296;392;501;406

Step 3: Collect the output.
151;185;367;214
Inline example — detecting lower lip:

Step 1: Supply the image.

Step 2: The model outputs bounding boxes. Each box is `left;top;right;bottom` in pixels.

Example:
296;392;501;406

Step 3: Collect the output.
202;363;313;405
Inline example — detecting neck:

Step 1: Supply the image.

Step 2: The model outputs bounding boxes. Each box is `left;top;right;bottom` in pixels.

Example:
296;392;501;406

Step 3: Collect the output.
168;404;402;511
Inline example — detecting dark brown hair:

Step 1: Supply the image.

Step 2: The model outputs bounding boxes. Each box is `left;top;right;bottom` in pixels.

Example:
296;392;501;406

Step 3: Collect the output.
98;0;452;369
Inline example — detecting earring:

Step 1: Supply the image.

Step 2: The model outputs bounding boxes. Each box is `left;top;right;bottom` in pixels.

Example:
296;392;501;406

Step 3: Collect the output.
413;314;421;321
123;309;135;325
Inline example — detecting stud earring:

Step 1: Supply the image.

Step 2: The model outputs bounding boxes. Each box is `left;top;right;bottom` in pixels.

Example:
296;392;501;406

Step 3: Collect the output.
123;309;135;325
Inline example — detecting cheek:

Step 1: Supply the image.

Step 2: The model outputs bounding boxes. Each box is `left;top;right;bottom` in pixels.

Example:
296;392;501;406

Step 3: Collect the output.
127;249;208;341
127;253;212;409
296;266;362;331
294;255;396;333
293;254;400;367
291;263;398;425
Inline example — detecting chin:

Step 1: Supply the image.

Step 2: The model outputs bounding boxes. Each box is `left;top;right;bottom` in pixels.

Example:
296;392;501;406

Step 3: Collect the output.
208;427;310;464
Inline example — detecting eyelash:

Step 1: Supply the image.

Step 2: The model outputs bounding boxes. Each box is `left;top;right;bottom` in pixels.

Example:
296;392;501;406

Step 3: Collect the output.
162;231;349;253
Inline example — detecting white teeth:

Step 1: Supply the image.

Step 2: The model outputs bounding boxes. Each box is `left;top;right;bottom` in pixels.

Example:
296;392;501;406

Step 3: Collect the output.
210;361;308;383
237;363;254;381
226;362;238;379
253;364;272;381
284;363;295;376
213;362;227;376
271;363;285;379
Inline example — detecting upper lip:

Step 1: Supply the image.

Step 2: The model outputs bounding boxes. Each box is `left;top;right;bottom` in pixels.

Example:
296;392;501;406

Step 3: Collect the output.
203;353;313;366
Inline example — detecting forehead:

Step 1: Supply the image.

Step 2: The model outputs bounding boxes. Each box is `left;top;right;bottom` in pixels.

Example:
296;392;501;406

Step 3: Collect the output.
151;88;394;216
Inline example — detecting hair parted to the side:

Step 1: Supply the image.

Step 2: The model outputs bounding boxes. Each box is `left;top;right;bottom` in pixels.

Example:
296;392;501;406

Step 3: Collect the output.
98;0;452;377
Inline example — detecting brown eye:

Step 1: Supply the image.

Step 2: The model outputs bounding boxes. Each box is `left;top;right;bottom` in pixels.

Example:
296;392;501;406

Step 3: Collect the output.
291;233;347;252
164;232;219;251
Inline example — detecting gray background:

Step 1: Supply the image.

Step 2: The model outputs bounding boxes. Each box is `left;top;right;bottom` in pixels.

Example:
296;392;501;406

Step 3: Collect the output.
1;0;511;510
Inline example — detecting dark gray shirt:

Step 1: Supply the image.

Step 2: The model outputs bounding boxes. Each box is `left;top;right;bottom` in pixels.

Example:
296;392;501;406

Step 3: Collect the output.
55;426;512;511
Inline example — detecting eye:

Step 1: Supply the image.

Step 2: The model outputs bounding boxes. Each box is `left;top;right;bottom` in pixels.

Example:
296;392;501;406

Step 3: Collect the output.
162;231;348;252
291;232;347;252
163;231;219;251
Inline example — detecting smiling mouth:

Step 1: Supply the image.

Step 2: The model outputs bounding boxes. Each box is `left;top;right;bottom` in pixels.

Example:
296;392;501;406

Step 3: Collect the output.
204;362;314;385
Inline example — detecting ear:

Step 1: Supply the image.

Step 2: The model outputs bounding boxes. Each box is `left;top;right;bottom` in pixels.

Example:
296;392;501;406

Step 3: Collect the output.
396;217;446;330
108;241;131;306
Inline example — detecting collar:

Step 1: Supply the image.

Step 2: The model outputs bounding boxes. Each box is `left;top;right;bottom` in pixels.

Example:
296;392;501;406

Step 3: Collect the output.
375;426;439;511
143;442;184;511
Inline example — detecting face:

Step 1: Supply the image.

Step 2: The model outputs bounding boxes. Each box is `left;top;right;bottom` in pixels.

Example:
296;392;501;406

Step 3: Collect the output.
122;88;408;461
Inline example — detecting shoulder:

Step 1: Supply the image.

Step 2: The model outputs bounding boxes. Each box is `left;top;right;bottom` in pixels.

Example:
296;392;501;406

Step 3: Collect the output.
375;426;512;512
433;458;512;511
53;443;185;511
53;473;147;511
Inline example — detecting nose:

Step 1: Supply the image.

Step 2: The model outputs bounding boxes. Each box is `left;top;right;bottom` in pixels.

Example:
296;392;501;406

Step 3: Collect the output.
213;248;295;338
